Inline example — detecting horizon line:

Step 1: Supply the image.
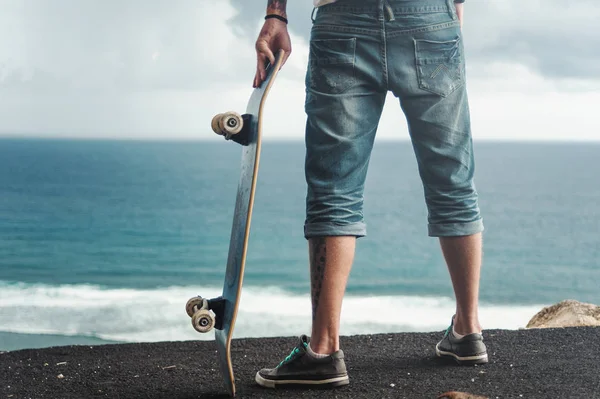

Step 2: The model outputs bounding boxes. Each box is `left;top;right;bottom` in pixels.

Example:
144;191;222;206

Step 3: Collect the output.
1;135;599;144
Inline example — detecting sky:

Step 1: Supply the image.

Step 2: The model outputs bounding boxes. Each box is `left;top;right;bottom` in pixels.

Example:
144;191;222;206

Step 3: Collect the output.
0;0;598;141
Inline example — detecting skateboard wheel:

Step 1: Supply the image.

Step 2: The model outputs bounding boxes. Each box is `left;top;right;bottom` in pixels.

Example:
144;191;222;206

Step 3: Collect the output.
218;112;243;137
185;296;208;318
192;309;215;333
211;113;225;135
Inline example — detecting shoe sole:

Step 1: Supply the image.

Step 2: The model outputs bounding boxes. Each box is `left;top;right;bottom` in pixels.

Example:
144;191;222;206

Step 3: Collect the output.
255;372;349;389
435;343;489;365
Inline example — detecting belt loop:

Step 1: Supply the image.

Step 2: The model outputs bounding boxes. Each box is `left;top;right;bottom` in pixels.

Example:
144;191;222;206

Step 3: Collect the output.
311;7;317;23
384;0;395;21
446;0;457;20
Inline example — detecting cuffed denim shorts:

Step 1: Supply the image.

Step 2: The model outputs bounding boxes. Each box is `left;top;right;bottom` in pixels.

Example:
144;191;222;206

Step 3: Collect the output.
304;0;484;239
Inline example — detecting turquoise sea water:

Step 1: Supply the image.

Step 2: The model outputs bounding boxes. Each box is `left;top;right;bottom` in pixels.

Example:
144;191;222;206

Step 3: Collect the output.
0;139;598;351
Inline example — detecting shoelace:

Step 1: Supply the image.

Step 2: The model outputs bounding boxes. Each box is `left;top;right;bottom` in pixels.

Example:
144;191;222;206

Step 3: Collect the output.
277;343;307;368
444;324;452;337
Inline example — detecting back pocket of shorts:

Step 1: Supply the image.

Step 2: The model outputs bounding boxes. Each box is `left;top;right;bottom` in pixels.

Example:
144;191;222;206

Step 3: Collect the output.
415;37;464;97
308;38;356;94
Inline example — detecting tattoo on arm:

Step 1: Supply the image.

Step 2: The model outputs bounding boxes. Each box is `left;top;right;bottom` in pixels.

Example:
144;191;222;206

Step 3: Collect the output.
310;238;327;321
267;0;287;18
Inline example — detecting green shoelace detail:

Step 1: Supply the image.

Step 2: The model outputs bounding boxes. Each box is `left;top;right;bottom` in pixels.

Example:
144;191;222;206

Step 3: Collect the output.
444;324;452;337
277;343;308;368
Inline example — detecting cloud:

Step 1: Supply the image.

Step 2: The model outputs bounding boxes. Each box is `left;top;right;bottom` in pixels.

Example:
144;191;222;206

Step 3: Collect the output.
0;0;257;92
0;0;598;140
0;0;258;137
463;1;600;80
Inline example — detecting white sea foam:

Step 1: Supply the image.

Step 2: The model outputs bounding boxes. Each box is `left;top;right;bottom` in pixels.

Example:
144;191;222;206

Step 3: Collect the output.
0;281;546;343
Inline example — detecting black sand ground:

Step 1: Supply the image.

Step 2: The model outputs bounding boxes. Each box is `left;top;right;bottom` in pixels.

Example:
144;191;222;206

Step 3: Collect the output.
1;327;599;399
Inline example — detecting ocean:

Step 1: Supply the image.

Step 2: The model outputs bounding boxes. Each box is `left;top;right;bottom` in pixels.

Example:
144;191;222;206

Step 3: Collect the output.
0;138;598;352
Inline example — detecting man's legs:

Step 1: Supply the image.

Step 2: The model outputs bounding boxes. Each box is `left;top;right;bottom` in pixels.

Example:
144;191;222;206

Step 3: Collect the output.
308;236;356;354
255;3;386;388
384;0;487;363
436;233;488;364
300;4;390;356
440;233;483;335
256;236;357;389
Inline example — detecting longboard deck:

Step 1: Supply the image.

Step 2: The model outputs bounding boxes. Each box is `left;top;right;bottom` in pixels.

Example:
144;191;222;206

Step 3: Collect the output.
215;50;285;397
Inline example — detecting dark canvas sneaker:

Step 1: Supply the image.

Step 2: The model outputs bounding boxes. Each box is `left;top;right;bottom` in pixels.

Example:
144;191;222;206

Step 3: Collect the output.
435;317;489;365
255;335;349;388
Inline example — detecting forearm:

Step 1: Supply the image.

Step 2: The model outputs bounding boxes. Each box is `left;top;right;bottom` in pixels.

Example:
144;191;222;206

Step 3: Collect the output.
267;0;287;18
455;2;464;24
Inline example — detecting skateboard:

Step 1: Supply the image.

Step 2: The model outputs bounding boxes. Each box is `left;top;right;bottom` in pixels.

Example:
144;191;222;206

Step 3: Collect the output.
185;49;284;397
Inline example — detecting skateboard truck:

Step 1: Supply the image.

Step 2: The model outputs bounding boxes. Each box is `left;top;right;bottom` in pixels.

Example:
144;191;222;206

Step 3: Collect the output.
185;296;227;332
211;113;256;146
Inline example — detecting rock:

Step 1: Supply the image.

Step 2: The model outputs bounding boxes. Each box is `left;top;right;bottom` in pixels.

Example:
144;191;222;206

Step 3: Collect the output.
526;300;600;329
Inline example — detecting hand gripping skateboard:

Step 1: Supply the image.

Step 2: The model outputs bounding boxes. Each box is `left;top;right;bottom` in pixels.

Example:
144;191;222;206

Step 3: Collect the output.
185;50;284;397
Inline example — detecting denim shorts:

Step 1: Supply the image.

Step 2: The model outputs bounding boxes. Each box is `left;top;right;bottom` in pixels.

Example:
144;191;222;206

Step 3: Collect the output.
304;0;484;238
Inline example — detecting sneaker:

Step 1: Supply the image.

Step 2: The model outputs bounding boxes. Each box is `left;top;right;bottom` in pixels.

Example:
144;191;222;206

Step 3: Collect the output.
435;317;489;365
255;335;350;388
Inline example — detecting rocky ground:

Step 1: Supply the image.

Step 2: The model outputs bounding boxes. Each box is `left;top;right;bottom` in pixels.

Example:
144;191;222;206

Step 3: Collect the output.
2;326;599;399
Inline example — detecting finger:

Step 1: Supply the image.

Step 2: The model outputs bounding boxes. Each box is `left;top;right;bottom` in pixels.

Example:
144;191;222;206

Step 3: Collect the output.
257;53;268;82
264;47;276;68
254;69;262;88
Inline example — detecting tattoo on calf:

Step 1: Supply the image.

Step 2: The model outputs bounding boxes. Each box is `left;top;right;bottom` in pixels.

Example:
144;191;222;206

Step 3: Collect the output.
311;238;327;321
